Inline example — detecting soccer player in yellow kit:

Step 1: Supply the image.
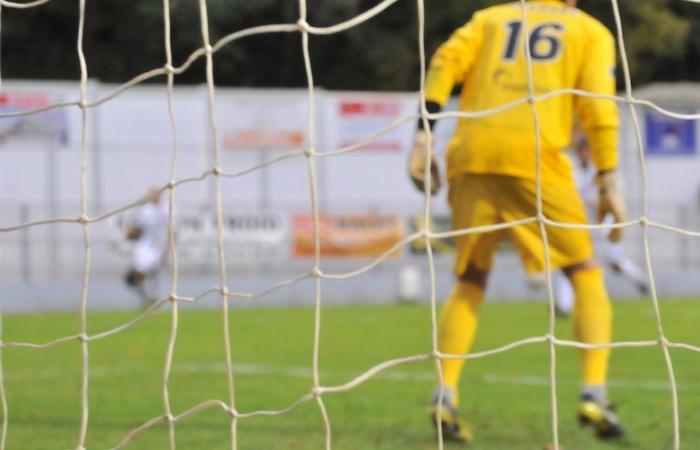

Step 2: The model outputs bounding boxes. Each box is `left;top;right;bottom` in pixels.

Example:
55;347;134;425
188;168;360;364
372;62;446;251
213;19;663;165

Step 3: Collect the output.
409;0;626;443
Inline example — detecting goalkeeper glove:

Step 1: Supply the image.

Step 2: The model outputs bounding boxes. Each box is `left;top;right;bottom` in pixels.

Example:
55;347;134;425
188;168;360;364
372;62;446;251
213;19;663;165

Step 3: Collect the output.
408;129;442;195
595;171;626;242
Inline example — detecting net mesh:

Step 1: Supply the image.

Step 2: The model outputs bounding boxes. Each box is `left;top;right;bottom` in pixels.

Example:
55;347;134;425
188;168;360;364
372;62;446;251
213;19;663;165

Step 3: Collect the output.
1;0;700;449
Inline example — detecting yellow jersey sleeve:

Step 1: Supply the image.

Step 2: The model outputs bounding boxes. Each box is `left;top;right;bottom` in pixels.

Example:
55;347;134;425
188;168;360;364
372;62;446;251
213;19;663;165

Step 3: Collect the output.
424;13;484;107
575;25;619;172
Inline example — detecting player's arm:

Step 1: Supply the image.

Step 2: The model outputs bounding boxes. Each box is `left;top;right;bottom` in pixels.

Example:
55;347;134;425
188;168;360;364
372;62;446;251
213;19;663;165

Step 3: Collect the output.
409;15;484;194
575;26;625;241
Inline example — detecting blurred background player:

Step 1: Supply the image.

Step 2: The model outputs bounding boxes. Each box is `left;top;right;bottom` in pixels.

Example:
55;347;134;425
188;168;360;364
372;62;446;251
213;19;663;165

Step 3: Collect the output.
409;0;625;443
121;187;170;307
554;133;649;317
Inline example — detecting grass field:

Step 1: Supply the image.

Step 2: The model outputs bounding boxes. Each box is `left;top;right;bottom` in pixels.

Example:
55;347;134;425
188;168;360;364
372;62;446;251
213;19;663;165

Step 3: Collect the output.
1;298;699;450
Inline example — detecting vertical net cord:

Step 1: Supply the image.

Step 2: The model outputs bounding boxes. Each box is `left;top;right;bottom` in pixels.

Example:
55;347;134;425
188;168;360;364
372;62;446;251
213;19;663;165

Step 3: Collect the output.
516;2;560;449
414;1;445;449
76;0;91;447
0;5;8;450
296;3;333;449
195;1;238;448
609;1;680;448
197;1;242;447
161;0;180;447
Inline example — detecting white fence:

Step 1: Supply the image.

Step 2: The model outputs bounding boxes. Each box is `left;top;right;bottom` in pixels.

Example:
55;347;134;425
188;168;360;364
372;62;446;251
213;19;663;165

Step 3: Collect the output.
1;81;699;310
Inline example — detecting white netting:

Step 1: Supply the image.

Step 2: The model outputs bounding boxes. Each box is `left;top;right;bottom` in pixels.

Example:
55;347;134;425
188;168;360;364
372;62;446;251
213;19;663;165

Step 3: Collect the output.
1;0;700;449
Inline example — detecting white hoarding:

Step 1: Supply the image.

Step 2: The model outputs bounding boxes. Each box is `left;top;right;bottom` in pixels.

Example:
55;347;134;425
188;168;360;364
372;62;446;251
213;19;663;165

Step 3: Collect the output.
322;91;416;152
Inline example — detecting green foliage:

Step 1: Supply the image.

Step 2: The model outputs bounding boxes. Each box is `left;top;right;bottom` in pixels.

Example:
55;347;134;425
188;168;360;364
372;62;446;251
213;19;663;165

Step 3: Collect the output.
577;0;692;84
1;0;698;90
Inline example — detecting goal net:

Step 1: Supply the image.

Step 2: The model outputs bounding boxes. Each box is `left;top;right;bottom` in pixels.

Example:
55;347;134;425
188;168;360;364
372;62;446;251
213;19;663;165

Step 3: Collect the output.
0;0;699;449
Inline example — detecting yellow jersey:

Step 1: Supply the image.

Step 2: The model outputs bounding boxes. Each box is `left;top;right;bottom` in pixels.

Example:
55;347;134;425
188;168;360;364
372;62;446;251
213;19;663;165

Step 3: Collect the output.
425;0;619;185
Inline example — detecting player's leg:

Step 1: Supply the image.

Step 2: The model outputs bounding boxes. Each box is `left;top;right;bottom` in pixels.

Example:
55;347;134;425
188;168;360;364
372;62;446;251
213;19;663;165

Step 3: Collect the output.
563;260;623;439
603;241;649;295
129;246;161;306
554;201;624;438
563;260;610;399
502;176;623;439
431;174;500;443
435;264;489;403
554;270;575;317
124;268;148;301
433;264;489;444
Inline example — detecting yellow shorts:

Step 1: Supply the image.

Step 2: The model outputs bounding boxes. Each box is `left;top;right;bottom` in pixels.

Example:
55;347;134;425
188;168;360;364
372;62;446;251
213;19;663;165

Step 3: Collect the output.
449;174;594;276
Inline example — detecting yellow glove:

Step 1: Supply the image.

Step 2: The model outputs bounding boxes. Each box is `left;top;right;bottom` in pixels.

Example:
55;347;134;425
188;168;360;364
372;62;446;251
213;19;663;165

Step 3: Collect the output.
596;171;626;242
408;129;442;195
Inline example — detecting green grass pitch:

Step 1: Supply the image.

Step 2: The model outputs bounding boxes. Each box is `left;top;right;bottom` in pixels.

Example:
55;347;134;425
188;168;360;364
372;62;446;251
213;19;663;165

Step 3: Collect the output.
1;298;699;449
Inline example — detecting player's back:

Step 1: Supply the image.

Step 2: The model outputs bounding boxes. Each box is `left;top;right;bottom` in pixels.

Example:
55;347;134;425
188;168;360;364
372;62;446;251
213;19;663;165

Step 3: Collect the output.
444;1;616;185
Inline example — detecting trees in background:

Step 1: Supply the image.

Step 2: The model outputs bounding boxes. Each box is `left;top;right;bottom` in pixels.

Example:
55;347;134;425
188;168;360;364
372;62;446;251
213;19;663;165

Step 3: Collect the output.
2;0;697;90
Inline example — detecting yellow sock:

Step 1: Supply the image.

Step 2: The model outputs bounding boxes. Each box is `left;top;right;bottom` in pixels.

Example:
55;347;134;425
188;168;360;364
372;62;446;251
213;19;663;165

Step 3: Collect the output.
437;281;485;406
571;268;612;386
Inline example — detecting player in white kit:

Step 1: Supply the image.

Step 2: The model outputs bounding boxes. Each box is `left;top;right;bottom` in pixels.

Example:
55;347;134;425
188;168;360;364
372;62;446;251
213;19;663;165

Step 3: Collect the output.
123;188;170;306
555;137;649;316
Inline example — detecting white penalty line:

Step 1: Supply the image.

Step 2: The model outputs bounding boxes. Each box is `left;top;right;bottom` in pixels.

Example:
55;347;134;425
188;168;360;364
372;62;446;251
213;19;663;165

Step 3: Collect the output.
5;361;692;392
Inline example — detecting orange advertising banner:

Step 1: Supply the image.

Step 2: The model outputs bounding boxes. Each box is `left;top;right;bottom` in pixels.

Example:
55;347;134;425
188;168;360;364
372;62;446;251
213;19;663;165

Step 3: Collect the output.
293;213;405;257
